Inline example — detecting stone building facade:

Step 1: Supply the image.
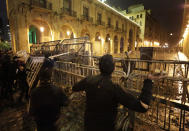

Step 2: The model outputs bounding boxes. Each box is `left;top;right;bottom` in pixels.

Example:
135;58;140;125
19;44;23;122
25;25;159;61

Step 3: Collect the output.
6;0;140;56
125;4;168;47
180;0;189;58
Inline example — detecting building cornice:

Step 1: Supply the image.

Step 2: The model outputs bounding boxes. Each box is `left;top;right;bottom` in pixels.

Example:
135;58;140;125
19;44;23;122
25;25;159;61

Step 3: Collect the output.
96;0;140;27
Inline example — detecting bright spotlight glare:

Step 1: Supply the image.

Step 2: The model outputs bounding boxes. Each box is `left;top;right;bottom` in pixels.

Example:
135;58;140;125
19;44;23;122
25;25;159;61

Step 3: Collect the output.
67;31;70;36
40;27;44;32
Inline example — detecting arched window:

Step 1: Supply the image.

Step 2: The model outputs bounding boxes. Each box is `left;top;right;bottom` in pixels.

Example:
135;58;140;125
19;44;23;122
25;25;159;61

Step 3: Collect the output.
95;32;101;41
105;34;111;53
70;32;74;39
39;0;46;6
120;37;124;53
85;33;90;39
114;36;118;53
29;26;39;44
63;0;71;10
105;34;110;42
128;29;133;51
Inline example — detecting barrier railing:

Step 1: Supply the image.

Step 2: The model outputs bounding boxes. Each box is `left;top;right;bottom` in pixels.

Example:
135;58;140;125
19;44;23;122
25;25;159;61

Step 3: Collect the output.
26;56;45;94
117;58;189;131
30;37;92;58
28;43;189;130
53;61;124;87
52;58;189;130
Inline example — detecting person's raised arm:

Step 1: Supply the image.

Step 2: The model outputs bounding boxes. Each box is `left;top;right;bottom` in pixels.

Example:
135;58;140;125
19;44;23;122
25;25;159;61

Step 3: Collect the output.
115;73;166;112
139;73;167;107
114;83;149;113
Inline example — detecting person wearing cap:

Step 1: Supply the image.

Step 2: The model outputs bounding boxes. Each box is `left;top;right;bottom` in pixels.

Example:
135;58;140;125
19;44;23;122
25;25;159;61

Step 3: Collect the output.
29;58;68;131
72;54;163;131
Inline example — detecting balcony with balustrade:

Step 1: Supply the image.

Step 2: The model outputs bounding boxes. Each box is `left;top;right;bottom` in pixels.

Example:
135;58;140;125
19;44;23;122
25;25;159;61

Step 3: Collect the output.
62;7;77;18
30;0;52;11
96;20;105;27
80;15;93;23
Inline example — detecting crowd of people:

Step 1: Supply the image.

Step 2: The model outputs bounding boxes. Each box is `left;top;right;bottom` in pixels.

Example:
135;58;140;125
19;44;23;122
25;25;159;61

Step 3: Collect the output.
0;51;164;131
0;50;29;105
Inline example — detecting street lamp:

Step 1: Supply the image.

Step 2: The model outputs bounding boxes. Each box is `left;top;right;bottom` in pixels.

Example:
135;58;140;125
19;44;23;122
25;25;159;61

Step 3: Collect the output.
40;27;44;32
67;31;70;36
98;36;101;40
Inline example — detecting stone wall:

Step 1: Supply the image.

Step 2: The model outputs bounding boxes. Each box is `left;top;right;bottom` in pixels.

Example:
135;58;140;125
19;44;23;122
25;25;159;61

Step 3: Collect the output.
6;0;140;56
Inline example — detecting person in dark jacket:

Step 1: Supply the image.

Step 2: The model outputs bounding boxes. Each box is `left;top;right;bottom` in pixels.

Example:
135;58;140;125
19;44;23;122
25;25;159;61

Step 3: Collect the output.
72;54;164;131
16;61;30;102
29;58;68;131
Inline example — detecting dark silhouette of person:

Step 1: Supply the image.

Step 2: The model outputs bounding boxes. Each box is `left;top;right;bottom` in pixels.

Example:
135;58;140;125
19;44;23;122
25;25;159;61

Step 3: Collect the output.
1;53;13;100
72;54;156;131
29;58;68;131
16;60;30;102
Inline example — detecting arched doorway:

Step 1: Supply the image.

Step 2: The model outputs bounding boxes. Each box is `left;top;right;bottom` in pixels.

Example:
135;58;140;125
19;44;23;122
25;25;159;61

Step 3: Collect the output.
114;36;118;54
29;26;40;44
105;34;111;53
128;29;133;51
120;37;124;53
30;19;52;43
95;32;101;41
85;33;90;39
61;25;74;39
94;32;101;55
70;32;74;39
81;29;90;39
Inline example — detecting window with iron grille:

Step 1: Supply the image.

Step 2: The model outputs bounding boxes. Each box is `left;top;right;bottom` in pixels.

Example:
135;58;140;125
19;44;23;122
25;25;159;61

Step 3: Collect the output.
122;24;124;31
83;7;89;20
97;13;102;24
120;37;124;53
63;0;71;10
108;17;111;27
114;36;118;53
116;21;118;29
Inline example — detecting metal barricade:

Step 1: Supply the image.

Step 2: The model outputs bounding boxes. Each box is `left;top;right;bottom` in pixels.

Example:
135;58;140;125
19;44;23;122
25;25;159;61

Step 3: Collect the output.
120;59;189;131
52;58;189;131
53;61;124;87
26;56;45;93
28;42;189;131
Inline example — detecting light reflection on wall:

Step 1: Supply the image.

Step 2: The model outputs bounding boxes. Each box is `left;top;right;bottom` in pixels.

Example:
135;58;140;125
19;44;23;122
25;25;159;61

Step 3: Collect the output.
143;41;160;47
177;51;188;61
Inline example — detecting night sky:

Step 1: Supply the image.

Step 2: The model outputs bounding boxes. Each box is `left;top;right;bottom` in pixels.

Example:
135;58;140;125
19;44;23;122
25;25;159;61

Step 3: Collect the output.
106;0;185;43
0;0;7;24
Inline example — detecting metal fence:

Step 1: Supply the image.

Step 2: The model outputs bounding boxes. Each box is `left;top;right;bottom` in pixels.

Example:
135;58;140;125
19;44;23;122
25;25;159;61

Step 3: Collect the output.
26;56;45;94
119;58;189;131
52;58;189;131
53;61;124;87
30;37;92;58
26;51;189;130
